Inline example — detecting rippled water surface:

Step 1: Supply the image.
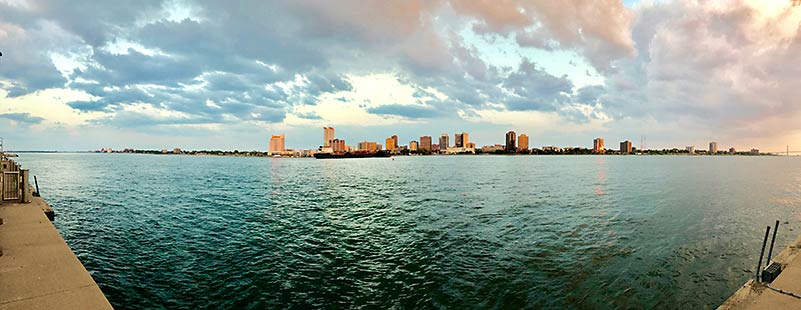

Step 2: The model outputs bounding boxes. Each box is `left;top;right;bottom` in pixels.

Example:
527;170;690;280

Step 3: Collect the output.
14;154;801;309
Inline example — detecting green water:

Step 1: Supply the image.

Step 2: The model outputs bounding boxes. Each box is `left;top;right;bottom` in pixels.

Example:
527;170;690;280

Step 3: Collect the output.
14;154;801;309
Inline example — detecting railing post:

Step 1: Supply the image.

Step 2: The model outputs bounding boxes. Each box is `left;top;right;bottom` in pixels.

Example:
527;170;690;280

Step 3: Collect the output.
21;169;30;203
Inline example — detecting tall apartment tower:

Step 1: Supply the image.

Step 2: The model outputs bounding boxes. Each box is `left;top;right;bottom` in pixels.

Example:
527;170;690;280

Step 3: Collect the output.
269;134;285;155
518;134;529;151
439;133;449;151
420;136;432;151
593;138;605;153
709;141;718;154
505;131;516;151
620;140;632;154
323;126;335;147
455;132;469;148
385;136;397;151
409;141;418;151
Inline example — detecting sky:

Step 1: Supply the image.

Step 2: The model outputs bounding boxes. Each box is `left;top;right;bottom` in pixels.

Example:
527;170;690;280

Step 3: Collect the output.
1;0;801;152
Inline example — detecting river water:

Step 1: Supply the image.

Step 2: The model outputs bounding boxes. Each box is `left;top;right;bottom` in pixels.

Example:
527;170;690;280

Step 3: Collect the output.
14;154;801;309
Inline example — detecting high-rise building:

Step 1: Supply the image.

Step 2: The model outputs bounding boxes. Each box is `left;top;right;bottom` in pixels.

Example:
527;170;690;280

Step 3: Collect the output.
357;141;378;152
269;134;285;155
620;140;632;154
420;136;432;151
391;135;398;150
593;138;605;153
518;134;529;151
385;136;397;151
686;146;695;154
709;141;718;154
455;132;468;148
409;141;418;151
332;139;346;153
323;127;335;147
505;131;516;151
439;133;449;151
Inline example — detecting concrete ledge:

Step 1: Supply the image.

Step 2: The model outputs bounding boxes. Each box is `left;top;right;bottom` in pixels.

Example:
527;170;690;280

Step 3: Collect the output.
718;233;801;309
0;197;112;310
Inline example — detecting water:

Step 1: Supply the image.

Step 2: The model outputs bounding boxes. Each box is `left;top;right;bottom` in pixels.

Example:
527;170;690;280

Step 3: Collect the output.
14;154;801;309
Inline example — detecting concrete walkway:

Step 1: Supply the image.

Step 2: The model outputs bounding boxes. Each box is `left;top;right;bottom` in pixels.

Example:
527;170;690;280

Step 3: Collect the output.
0;197;112;310
719;233;801;309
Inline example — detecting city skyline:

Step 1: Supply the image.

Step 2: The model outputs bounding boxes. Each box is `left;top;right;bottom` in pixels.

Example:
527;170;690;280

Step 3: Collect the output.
264;125;757;156
2;1;801;152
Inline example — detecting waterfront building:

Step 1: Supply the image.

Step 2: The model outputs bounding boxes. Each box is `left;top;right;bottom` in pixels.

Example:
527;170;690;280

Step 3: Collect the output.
332;139;346;153
391;135;398;150
729;147;736;154
505;131;516;151
709;141;718;154
420;136;432;151
357;141;378;152
269;134;285;155
482;144;505;153
432;143;439;151
620;140;633;154
323;126;335;147
543;146;563;152
518;134;529;151
173;148;182;154
686;146;695;154
750;148;760;155
410;141;418;151
439;134;449;152
385;137;397;151
466;142;476;149
445;146;475;154
455;132;468;148
593;138;605;153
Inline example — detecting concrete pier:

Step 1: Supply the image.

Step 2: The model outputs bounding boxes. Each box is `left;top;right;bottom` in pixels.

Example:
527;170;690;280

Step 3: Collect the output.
0;157;112;309
718;233;801;309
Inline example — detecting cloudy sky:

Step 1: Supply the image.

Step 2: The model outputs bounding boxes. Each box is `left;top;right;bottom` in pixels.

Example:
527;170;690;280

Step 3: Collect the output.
1;0;800;152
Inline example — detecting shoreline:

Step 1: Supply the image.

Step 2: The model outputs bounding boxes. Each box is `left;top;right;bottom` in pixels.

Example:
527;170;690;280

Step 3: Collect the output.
0;157;112;309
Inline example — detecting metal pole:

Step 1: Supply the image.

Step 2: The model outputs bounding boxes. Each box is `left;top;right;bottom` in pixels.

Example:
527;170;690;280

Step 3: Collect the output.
767;220;780;266
33;175;40;197
757;226;771;281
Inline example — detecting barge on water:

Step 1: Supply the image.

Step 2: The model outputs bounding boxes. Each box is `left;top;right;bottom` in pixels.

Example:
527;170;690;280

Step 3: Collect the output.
314;151;392;159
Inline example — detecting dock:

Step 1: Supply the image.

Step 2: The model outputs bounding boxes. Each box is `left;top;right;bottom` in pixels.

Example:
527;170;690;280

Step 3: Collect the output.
718;233;801;309
1;156;112;309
